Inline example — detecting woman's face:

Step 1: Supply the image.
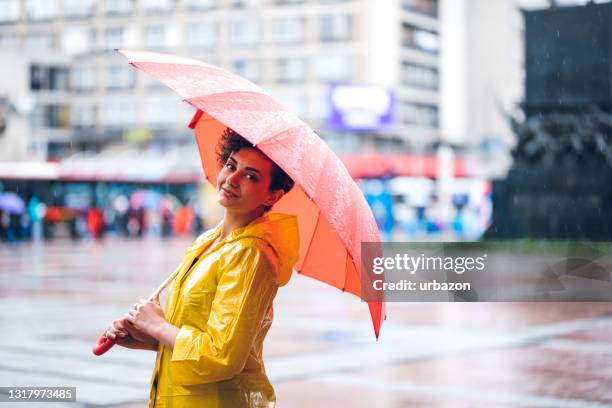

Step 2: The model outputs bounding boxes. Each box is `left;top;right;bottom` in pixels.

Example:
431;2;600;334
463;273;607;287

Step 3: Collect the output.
216;147;283;214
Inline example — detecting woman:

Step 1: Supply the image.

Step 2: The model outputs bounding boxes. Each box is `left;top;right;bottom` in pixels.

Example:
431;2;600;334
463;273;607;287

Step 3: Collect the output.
105;128;299;407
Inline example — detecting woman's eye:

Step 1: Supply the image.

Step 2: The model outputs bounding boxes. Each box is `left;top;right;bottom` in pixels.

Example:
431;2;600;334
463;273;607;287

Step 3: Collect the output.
246;174;258;181
226;163;235;170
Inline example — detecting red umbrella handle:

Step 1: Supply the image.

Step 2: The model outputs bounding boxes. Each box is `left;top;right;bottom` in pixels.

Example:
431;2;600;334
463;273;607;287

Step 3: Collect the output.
92;264;182;356
92;331;116;356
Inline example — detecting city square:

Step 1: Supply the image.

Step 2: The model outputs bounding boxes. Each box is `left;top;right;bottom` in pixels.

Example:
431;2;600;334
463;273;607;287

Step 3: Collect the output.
1;237;611;407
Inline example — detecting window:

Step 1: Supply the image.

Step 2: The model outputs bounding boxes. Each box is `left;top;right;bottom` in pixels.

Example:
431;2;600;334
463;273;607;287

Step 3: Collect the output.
25;0;57;21
30;65;69;91
105;27;124;50
144;98;178;126
62;28;95;55
271;18;304;44
184;0;216;10
71;104;96;128
31;104;70;129
401;63;438;89
144;25;166;49
320;14;351;42
316;54;352;82
30;65;46;90
229;21;260;47
100;101;137;127
402;0;437;16
186;23;218;48
231;59;260;82
105;0;133;15
70;66;95;91
106;65;135;90
0;33;18;47
141;0;175;13
401;102;438;127
63;0;95;18
51;68;69;91
402;24;438;53
0;0;20;23
25;32;56;49
275;58;306;83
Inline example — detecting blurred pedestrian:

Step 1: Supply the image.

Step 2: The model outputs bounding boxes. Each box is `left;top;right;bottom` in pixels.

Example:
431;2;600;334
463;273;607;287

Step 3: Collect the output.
87;207;105;239
172;205;194;236
0;209;6;242
161;207;173;238
113;195;130;236
28;197;45;242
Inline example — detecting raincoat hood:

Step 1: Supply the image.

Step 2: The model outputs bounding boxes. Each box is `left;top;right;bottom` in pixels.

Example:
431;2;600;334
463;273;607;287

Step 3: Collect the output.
213;212;299;287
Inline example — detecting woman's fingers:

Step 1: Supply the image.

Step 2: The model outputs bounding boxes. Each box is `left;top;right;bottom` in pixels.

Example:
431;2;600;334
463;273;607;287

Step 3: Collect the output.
124;312;136;324
105;300;150;341
106;318;130;340
112;319;129;336
105;329;115;340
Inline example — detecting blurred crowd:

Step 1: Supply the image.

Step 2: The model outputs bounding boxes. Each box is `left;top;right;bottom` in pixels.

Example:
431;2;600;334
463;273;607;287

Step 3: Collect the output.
0;188;205;243
360;177;493;241
0;176;494;244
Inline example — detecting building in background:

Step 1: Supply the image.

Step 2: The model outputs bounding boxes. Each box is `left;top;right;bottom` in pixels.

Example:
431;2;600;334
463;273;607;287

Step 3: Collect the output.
439;0;526;150
0;51;71;161
0;0;445;160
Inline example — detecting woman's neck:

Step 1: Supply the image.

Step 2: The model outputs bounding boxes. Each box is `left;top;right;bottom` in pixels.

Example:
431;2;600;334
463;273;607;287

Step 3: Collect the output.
220;208;265;239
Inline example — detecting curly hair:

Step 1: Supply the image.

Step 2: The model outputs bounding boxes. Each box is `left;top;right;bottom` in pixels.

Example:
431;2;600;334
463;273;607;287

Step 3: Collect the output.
216;128;294;210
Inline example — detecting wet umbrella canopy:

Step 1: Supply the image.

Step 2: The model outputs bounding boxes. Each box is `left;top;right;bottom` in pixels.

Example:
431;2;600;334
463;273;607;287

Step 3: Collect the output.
117;49;385;338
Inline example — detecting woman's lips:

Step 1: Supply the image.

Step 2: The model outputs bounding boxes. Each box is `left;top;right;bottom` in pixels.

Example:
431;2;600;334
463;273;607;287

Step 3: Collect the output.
221;187;238;198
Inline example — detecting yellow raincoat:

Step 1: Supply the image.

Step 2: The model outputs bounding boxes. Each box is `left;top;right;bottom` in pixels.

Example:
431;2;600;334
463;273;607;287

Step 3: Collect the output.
149;213;299;408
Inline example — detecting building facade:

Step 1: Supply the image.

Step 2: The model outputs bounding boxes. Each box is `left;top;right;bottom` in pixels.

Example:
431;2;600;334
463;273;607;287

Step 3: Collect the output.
0;0;442;160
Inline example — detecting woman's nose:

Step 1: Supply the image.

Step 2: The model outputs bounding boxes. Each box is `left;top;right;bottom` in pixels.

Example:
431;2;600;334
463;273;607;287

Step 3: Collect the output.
226;172;239;186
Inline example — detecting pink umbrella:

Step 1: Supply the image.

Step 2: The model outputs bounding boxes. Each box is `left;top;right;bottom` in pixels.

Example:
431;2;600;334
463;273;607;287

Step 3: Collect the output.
117;49;385;338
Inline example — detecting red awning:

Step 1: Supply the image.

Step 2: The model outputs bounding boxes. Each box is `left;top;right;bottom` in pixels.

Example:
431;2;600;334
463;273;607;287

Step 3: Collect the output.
339;153;471;179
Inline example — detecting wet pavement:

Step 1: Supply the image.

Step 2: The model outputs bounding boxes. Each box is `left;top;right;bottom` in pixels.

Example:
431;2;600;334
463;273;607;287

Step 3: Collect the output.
1;237;611;407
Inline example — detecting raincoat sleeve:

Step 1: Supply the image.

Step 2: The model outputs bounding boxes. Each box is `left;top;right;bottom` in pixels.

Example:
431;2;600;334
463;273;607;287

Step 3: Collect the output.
169;243;278;386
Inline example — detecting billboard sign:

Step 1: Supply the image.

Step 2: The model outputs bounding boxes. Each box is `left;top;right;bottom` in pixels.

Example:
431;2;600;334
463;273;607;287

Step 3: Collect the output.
327;84;395;131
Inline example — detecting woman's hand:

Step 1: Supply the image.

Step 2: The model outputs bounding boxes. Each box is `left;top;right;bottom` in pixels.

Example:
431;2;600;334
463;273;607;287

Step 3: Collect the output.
124;296;167;339
123;295;180;350
105;317;158;351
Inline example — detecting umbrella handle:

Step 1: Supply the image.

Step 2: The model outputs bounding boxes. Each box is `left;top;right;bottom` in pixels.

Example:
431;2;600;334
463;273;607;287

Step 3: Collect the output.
92;263;183;356
92;331;116;356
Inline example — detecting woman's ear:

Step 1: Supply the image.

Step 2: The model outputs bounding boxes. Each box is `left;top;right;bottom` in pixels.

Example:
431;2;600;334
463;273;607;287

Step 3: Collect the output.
263;189;285;208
